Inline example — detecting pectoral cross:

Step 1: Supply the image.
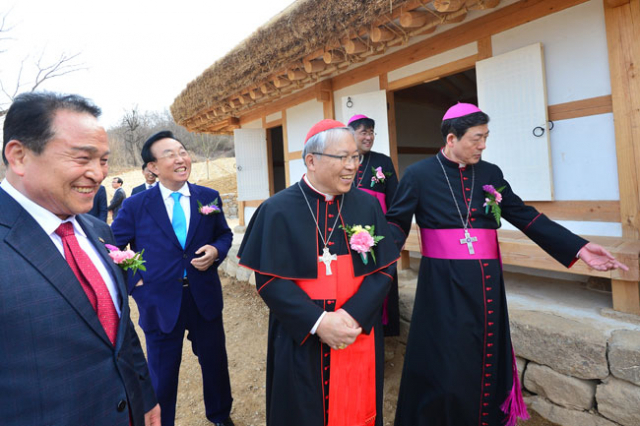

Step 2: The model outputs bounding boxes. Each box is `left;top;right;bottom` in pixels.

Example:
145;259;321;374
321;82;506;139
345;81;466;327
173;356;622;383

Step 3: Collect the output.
460;229;478;255
319;247;338;275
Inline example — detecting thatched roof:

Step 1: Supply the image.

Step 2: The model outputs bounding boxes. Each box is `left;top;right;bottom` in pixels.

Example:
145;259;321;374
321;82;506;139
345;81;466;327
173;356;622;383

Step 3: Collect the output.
171;0;493;132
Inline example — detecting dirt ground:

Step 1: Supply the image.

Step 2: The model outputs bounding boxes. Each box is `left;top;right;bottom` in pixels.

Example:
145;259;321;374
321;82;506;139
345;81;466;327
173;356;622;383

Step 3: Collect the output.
129;276;557;426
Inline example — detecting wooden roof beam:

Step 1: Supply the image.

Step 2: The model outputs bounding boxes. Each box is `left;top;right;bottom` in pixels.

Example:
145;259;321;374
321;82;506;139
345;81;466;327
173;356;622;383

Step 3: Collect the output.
287;68;308;81
469;0;501;10
370;25;396;42
434;0;467;12
323;50;346;64
344;38;368;55
249;87;264;100
273;76;292;88
400;11;436;28
303;58;327;73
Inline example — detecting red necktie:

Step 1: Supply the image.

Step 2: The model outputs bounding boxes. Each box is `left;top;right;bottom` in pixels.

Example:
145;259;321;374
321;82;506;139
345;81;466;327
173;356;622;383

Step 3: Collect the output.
55;222;119;345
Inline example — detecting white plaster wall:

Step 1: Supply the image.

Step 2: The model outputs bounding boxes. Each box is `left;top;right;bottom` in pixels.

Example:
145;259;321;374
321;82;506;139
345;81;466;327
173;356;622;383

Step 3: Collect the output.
388;42;478;83
244;207;257;227
333;77;380;126
549;113;619;201
286;99;324;153
492;0;611;105
241;119;263;129
288;158;306;186
266;111;282;122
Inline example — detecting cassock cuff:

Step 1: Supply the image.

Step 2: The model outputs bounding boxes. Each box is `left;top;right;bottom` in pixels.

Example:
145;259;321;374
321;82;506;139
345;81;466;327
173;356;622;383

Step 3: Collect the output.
310;311;327;335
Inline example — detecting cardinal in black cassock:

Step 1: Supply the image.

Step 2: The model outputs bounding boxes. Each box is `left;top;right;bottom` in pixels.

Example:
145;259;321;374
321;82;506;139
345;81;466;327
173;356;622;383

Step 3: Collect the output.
386;103;628;426
348;113;400;336
238;119;400;426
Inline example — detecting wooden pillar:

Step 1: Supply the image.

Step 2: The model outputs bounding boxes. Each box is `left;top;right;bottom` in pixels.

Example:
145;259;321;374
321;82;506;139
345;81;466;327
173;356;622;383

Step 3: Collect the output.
239;200;246;226
604;0;640;314
317;79;334;119
379;73;400;176
282;110;291;187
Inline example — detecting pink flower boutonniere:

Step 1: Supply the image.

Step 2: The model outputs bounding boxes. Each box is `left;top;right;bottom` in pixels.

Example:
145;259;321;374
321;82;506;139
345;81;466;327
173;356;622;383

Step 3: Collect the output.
483;184;506;225
198;198;221;215
105;244;146;274
340;224;385;265
370;166;392;188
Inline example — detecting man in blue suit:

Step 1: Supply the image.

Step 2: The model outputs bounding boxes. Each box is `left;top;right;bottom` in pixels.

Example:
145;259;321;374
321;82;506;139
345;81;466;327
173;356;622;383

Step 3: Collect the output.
131;163;157;196
0;92;160;426
112;131;234;426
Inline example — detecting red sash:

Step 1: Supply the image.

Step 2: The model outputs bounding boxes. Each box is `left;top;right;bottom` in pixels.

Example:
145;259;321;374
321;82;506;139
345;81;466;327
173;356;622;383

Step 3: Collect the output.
358;188;387;214
296;255;377;426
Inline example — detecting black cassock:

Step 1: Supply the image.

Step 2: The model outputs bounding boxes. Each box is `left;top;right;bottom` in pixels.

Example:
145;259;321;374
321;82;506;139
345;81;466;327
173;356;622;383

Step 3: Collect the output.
238;178;400;426
387;150;587;426
355;150;400;336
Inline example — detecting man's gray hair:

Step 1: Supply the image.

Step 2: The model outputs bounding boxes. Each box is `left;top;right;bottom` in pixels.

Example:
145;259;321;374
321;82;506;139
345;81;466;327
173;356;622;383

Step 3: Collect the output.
302;127;354;166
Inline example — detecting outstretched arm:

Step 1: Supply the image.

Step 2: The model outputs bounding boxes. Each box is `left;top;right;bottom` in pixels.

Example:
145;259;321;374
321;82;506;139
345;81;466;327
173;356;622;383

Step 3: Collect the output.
578;242;629;271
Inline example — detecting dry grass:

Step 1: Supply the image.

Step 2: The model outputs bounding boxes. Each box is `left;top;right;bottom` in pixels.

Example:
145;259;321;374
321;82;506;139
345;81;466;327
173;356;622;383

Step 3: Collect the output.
105;158;237;203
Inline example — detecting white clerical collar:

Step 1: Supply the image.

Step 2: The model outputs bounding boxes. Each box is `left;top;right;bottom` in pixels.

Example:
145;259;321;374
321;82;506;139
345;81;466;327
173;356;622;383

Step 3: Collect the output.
303;175;334;201
1;178;86;238
441;148;466;168
158;181;190;201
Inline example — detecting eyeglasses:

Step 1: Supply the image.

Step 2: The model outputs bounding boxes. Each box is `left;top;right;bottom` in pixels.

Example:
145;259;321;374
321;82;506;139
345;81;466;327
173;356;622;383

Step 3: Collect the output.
157;149;190;161
312;152;360;165
357;130;376;137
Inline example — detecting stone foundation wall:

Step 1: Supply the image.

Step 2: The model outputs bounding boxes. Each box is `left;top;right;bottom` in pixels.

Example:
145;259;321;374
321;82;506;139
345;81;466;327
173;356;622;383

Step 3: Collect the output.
220;193;238;219
220;240;640;426
513;317;640;426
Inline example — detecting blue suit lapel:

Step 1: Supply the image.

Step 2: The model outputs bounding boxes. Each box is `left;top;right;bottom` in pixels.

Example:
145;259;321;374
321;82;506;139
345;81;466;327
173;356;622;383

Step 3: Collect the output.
0;190;113;348
185;183;202;250
144;185;183;250
77;214;129;349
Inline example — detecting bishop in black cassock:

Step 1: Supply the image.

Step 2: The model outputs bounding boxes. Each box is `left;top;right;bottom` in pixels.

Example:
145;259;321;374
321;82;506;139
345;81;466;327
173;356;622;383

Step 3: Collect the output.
238;120;400;426
387;103;627;426
348;114;400;336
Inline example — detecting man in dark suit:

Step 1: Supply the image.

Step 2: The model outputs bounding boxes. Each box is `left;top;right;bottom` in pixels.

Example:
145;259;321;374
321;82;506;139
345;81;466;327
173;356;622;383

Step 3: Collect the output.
131;163;157;196
89;184;108;221
112;131;234;426
0;92;160;426
108;176;126;219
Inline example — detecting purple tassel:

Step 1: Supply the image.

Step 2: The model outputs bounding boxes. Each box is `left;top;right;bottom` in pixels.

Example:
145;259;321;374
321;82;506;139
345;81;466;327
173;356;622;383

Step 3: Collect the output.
500;349;530;426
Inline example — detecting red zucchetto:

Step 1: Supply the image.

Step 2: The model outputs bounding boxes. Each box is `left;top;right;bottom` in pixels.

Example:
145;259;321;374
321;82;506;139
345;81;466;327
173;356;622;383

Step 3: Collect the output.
304;119;347;144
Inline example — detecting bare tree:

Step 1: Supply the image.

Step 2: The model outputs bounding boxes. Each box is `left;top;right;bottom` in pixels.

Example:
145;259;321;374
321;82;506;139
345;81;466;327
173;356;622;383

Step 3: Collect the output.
121;106;147;167
0;10;85;117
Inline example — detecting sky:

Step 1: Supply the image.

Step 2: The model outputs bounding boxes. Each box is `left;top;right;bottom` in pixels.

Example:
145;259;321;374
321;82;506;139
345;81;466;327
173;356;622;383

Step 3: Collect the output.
1;0;297;128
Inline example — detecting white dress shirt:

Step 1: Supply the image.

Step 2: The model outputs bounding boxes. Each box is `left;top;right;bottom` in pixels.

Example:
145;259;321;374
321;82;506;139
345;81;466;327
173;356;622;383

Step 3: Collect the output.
158;181;191;233
1;179;122;315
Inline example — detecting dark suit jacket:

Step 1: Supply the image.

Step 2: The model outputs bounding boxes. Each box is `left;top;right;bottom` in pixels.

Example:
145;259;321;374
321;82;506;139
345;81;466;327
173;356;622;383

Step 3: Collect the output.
131;183;147;196
0;188;157;426
108;187;126;219
88;185;108;222
111;183;233;333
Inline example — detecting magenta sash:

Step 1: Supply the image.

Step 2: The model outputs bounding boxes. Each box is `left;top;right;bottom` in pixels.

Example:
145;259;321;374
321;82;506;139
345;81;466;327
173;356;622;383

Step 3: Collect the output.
420;228;499;259
359;188;387;213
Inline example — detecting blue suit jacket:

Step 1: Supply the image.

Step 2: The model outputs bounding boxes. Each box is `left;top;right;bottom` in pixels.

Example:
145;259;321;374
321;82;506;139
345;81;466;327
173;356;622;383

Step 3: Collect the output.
0;188;156;426
111;183;233;333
